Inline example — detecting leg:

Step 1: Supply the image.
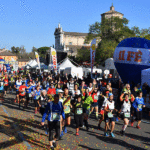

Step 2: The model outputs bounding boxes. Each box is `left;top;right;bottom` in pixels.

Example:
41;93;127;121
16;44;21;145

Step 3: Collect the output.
95;106;98;119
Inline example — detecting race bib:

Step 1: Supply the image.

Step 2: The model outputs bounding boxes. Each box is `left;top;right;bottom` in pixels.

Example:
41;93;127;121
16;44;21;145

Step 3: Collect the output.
108;112;113;118
138;104;142;109
29;93;32;97
94;95;98;100
36;95;40;100
45;102;47;105
76;108;83;115
52;113;60;120
64;105;70;113
124;112;130;118
21;92;25;95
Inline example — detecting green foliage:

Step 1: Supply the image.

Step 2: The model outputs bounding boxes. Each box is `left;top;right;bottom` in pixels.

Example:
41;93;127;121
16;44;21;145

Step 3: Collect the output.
76;47;90;63
95;40;118;63
83;17;136;64
37;46;50;58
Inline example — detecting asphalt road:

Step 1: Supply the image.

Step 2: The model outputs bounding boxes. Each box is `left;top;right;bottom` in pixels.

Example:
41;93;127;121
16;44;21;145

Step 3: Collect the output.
0;92;150;150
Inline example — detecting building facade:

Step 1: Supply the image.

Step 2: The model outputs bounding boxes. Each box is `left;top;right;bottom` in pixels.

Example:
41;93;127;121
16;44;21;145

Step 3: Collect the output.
54;4;123;57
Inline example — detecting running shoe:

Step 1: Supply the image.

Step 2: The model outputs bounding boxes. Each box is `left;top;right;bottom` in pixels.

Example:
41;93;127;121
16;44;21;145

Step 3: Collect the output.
110;132;115;138
86;127;89;131
104;132;109;137
64;127;67;133
131;122;134;127
60;131;64;138
116;117;119;122
50;146;54;150
53;142;57;148
76;132;79;136
136;125;141;129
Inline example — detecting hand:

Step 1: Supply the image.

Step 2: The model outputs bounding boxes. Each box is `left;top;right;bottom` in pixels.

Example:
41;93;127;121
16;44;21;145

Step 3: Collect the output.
39;104;41;107
41;122;44;126
137;108;139;111
143;105;145;108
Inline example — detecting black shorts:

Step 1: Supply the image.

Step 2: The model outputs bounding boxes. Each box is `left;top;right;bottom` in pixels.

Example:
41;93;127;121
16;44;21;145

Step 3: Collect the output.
105;115;115;123
48;121;60;141
74;115;83;128
16;91;19;95
65;113;71;118
34;100;39;107
19;95;25;99
120;113;131;120
136;111;142;121
4;86;8;91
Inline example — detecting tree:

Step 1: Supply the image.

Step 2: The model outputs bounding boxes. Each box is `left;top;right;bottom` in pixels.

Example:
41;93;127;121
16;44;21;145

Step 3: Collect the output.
37;46;50;58
32;46;37;53
11;46;20;55
76;47;90;63
84;17;135;64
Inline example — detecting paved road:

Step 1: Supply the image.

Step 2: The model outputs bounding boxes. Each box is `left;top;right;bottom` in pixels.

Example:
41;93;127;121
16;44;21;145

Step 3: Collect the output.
0;93;150;150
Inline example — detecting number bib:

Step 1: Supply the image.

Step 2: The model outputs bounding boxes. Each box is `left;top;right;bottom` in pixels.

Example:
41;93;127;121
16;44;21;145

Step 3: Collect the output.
52;113;60;120
64;105;70;113
76;108;83;115
36;95;40;100
21;92;25;95
124;112;130;118
108;112;113;118
29;93;32;97
94;95;98;100
138;104;142;109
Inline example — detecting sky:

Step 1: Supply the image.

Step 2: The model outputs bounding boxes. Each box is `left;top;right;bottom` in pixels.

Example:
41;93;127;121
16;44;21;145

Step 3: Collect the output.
0;0;150;52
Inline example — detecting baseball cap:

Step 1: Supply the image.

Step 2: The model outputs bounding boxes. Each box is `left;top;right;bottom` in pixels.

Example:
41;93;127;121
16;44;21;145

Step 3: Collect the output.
57;89;64;93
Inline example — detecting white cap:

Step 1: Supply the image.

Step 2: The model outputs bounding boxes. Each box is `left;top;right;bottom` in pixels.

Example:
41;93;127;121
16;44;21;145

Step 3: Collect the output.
57;89;64;93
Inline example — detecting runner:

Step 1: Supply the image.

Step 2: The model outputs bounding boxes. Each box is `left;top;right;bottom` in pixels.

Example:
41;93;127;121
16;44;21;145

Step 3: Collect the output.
104;93;116;137
41;94;65;150
18;82;27;108
33;86;41;114
82;89;93;131
132;90;145;129
73;94;83;136
62;88;72;133
14;77;22;103
4;76;9;96
119;93;131;136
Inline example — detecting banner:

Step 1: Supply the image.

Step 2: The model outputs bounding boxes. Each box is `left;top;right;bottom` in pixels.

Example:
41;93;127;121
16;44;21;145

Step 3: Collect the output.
35;52;41;70
90;38;96;78
51;47;57;73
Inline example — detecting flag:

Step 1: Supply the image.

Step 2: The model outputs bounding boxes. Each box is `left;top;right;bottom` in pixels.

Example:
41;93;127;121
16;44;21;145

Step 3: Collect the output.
51;47;57;74
90;38;96;78
35;52;41;70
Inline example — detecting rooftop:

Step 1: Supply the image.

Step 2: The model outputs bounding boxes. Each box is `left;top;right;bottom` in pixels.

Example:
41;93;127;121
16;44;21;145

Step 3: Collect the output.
0;50;16;56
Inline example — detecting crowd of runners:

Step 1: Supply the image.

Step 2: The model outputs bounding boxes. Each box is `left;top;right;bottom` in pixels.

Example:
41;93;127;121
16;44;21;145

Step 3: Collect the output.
0;70;148;150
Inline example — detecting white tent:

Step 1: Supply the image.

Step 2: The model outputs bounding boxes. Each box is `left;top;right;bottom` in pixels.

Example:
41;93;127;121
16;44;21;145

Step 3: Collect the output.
105;58;116;70
141;69;150;86
58;57;76;71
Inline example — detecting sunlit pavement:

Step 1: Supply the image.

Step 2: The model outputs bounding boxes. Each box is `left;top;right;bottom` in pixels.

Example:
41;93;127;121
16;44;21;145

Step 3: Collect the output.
0;93;150;150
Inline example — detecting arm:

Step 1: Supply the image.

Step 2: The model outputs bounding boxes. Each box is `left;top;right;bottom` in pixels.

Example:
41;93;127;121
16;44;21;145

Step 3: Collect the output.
120;93;124;101
41;103;50;122
61;103;65;120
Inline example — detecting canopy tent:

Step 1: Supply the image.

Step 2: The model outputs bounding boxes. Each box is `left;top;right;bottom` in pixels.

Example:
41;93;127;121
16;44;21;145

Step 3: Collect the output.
58;57;77;71
40;63;48;69
24;59;38;69
105;58;116;70
141;68;150;86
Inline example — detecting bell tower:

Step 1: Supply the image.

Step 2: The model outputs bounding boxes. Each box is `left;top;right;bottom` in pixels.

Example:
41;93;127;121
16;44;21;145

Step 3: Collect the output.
54;23;64;51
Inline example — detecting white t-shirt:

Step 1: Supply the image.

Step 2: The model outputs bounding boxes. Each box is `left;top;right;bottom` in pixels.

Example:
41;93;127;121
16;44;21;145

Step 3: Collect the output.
104;100;115;110
59;98;63;103
121;100;131;113
88;87;93;92
72;90;81;97
102;96;108;107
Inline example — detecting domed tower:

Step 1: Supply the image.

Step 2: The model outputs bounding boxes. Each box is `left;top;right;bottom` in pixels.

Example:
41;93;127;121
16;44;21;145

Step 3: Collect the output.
101;4;124;22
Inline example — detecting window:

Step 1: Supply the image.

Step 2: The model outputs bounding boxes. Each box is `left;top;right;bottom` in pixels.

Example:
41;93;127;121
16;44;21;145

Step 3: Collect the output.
69;42;72;45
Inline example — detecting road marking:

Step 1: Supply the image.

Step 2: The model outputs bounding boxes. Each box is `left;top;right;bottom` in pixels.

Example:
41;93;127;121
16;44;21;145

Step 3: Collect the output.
0;101;32;149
